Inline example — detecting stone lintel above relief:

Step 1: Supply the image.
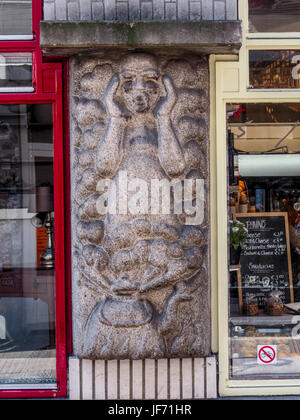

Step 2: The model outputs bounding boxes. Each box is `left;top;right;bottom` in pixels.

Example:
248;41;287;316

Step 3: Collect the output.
40;20;242;56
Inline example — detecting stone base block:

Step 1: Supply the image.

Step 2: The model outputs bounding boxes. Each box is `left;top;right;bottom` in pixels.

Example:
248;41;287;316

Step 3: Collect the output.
68;356;217;400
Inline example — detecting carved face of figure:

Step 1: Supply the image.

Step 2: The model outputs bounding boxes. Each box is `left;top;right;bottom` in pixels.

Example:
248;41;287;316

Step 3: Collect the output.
119;54;161;114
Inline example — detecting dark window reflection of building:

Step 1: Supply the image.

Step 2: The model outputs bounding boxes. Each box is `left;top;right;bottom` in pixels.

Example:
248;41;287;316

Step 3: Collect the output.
0;54;32;88
0;1;32;36
249;0;300;33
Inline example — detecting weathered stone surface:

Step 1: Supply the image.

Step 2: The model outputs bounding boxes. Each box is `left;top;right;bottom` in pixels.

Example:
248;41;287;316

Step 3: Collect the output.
71;51;210;359
40;20;242;56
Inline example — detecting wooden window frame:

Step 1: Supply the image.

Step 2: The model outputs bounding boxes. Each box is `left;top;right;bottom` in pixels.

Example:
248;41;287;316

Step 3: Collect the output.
210;0;300;398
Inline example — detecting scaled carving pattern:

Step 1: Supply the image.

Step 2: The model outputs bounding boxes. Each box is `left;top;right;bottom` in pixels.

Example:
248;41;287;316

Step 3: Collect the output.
71;52;210;359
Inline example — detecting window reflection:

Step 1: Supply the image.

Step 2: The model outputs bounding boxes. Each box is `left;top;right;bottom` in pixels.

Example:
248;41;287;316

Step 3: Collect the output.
0;1;32;37
0;104;56;386
0;53;32;90
249;50;300;90
249;0;300;33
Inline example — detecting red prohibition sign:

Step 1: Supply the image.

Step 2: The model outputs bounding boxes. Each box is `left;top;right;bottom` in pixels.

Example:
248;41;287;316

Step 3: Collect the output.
258;346;276;364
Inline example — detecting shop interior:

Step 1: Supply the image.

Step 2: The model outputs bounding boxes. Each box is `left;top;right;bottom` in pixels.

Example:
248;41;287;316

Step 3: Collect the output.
227;102;300;379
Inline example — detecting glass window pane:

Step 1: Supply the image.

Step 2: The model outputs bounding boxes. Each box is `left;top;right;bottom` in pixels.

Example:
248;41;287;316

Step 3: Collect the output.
249;0;300;33
0;1;32;37
0;104;56;387
0;53;32;90
249;50;300;89
227;103;300;381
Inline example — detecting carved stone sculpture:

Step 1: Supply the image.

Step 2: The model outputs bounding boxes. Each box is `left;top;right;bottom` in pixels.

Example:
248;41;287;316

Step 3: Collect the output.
71;52;210;359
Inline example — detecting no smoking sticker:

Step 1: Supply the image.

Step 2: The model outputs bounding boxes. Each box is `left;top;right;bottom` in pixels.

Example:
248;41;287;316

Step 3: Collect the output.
257;345;277;365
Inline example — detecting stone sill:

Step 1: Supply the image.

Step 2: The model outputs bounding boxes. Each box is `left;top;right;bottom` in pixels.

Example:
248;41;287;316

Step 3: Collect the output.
40;20;242;56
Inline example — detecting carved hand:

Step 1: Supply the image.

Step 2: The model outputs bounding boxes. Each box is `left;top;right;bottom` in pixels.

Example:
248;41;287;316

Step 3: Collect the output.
104;74;124;118
157;75;177;118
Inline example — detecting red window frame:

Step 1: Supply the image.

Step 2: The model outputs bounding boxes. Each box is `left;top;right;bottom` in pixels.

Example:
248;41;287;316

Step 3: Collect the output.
0;0;68;398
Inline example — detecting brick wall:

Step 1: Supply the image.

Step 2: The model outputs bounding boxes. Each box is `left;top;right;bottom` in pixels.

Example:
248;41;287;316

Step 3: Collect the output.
43;0;238;21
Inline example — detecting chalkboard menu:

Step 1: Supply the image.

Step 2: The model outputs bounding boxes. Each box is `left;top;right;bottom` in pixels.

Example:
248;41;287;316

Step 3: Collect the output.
235;213;294;308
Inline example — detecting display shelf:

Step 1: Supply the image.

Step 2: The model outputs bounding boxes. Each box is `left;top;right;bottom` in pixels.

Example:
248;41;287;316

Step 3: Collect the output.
230;313;300;327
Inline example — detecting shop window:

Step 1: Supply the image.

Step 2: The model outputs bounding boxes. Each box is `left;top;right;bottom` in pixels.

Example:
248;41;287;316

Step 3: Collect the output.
227;102;300;380
0;104;56;386
249;0;300;33
249;50;300;89
0;1;32;39
0;53;32;92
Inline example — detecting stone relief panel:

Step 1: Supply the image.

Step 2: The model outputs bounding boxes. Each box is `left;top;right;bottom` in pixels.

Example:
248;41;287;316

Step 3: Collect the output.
71;51;210;359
